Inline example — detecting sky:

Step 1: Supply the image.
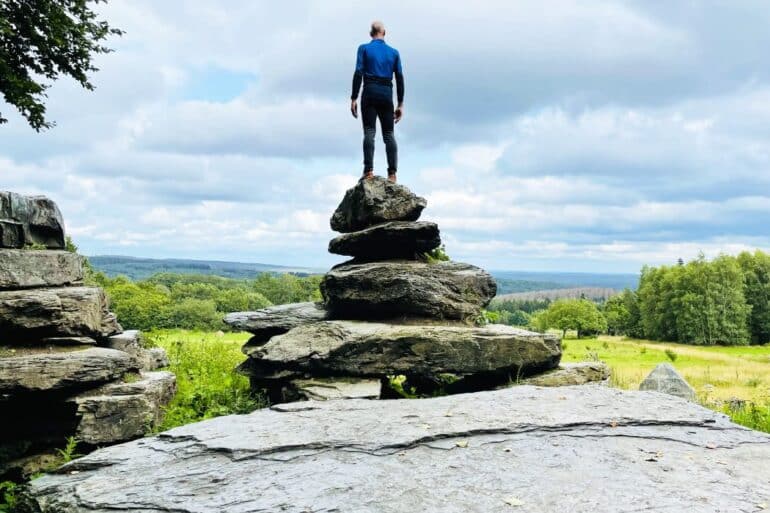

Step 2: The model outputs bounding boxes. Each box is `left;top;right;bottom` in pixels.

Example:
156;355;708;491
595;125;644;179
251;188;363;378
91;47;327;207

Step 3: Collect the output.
2;0;770;273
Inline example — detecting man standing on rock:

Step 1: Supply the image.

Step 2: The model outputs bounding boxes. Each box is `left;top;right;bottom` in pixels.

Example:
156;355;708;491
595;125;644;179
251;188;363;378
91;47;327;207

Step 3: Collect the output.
350;21;404;183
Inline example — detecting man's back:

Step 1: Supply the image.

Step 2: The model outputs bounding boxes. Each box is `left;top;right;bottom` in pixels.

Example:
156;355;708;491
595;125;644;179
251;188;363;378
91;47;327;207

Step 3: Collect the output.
356;39;402;82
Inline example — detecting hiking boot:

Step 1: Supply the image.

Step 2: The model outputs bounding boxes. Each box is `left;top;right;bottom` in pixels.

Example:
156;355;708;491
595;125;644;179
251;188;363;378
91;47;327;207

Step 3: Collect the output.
362;170;375;180
387;172;397;183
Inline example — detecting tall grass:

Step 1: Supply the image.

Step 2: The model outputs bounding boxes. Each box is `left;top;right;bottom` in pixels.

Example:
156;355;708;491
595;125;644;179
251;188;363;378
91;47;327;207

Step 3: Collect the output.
147;330;266;430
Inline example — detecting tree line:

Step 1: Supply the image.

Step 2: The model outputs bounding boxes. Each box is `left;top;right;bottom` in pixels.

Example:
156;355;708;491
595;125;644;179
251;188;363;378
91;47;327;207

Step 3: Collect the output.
489;251;770;346
90;271;322;332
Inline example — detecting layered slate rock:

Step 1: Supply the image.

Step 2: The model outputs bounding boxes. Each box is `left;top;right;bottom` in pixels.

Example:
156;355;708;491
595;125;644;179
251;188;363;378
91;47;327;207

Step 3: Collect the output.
105;331;169;371
330;176;427;233
520;362;610;387
71;371;176;444
0;347;137;394
321;260;497;322
328;221;440;259
0;250;84;289
0;286;121;340
0;191;175;480
224;302;327;346
244;321;560;381
22;386;770;513
0;191;65;249
639;363;696;401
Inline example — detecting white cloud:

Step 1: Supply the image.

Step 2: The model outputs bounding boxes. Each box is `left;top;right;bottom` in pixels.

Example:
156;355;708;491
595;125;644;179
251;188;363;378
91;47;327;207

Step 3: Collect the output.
2;1;770;272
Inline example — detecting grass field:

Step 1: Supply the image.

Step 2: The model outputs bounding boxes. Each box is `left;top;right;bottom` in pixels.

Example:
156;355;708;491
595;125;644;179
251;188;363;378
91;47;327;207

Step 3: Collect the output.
561;335;770;432
144;330;770;433
561;335;770;403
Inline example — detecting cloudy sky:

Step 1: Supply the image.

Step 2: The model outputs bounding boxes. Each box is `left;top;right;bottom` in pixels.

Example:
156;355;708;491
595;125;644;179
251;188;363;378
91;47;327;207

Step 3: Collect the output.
3;1;770;272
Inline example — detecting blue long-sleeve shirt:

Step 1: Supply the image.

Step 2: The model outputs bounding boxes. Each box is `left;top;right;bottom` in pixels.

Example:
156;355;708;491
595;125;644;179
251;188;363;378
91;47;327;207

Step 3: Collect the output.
351;39;404;103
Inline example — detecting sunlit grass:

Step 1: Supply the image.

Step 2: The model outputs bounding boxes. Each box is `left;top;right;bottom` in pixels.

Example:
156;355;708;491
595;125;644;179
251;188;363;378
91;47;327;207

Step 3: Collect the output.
561;334;770;432
145;329;265;430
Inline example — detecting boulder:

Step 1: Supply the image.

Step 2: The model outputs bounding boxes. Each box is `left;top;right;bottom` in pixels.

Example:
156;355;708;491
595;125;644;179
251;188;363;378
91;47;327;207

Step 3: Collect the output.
104;331;169;371
0;347;138;394
0;286;121;340
321;260;497;322
639;363;696;401
0;191;65;249
0;250;84;290
328;221;441;259
224;302;328;346
291;378;381;401
71;371;176;445
330;176;427;233
22;386;770;513
519;362;610;387
242;321;561;393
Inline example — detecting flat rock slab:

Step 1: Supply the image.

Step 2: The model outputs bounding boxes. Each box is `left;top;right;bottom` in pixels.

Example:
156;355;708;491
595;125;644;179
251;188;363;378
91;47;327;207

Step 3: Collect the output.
0;250;84;290
22;385;770;513
0;286;121;340
0;191;65;249
321;260;497;322
330;177;427;233
0;347;137;394
243;321;561;385
292;377;381;401
520;361;610;387
72;371;176;445
328;221;441;259
224;302;327;345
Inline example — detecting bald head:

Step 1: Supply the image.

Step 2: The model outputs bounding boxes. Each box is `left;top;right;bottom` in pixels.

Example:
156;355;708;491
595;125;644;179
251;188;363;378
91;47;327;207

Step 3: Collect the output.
370;21;385;38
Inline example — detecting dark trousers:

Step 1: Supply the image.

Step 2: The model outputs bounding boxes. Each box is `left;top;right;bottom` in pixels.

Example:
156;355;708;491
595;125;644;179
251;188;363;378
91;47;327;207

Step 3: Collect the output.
361;95;397;173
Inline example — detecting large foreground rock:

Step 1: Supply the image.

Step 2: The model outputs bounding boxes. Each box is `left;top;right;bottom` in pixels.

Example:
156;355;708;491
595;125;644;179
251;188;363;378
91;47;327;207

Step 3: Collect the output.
0;191;65;249
0;250;84;289
0;347;137;394
328;221;441;259
0;286;121;340
22;386;770;513
321;260;497;321
330;176;427;233
224;302;327;345
243;321;560;386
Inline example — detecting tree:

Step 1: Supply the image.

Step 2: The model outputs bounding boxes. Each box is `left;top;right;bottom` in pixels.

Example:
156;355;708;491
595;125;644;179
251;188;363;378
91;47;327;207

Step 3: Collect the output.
738;250;770;344
603;294;630;336
541;299;607;338
0;0;123;130
637;255;751;345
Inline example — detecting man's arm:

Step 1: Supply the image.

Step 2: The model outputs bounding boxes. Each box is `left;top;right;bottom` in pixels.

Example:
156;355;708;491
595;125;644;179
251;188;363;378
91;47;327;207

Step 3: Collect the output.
351;44;365;100
351;44;365;118
394;51;404;123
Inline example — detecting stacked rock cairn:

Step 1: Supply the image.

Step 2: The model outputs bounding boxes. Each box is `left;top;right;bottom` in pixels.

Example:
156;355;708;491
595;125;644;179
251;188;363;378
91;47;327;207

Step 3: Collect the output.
0;191;175;480
226;177;612;403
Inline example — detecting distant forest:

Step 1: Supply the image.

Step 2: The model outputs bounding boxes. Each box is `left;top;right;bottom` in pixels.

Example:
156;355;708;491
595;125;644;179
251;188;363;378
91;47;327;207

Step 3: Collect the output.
89;255;638;294
89;255;318;280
